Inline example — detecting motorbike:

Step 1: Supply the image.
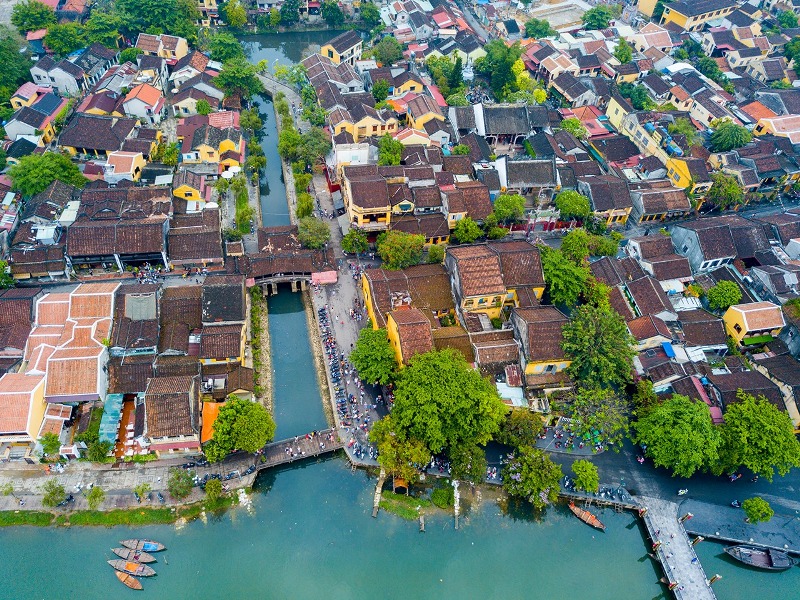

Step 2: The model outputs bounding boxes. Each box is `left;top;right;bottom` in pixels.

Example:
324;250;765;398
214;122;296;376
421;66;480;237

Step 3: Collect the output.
731;500;741;508
677;489;688;496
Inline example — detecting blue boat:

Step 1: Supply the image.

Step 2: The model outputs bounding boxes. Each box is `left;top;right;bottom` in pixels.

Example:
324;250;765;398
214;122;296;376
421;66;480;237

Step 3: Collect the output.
120;539;166;552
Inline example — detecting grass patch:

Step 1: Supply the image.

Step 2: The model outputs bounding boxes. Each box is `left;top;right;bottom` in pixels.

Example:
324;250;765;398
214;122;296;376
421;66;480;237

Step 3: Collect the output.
0;510;54;527
379;491;431;520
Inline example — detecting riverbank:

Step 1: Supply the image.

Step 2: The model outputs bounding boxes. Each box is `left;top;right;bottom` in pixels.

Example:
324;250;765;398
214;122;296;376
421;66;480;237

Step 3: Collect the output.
251;286;274;412
303;288;334;427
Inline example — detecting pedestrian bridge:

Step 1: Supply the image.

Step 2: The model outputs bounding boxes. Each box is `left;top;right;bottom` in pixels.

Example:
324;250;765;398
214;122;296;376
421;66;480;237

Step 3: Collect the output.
254;428;344;471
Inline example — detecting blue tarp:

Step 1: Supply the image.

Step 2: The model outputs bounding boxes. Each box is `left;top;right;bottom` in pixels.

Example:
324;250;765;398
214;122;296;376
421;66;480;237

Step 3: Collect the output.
98;394;124;444
662;342;676;358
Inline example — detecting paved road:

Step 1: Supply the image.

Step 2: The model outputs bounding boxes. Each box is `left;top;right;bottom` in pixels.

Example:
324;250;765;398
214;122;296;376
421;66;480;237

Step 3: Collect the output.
453;0;492;43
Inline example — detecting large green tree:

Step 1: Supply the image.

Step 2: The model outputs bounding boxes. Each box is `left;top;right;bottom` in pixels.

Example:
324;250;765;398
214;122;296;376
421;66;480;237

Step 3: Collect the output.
370;416;431;484
779;10;798;29
494;409;543;448
582;5;615;30
11;0;56;34
555;190;591;220
322;1;345;26
359;2;381;29
377;230;425;270
502;445;563;509
450;443;488;484
377;134;403;166
205;398;276;462
215;57;265;99
710;121;752;152
167;467;193;499
84;10;123;47
561;229;592;263
350;327;397;385
557;387;629;450
391;349;506;454
715;391;800;481
0;27;34;95
0;261;15;290
452;217;483;244
707;172;745;209
562;302;635;388
707;281;742;311
742;497;774;524
667;117;699;147
280;0;300;26
44;23;87;57
41;479;65;508
541;247;591;306
613;38;632;64
634;394;720;478
571;459;599;493
492;194;526;224
474;40;523;99
372;78;390;102
559;117;588;140
341;229;369;254
86;486;105;510
373;36;403;66
39;432;61;458
208;32;245;62
9;153;88;197
525;18;556;38
224;0;248;28
297;216;331;249
115;0;201;43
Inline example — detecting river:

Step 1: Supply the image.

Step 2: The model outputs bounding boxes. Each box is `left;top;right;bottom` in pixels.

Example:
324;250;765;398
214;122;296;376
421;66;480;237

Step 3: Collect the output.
1;32;797;600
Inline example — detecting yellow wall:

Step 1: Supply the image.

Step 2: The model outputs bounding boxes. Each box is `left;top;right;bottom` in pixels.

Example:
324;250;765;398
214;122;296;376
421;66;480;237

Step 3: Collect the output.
462;294;504;319
27;378;47;441
615;72;640;84
723;309;783;344
386;314;405;366
361;274;380;329
173;183;202;200
395;80;422;95
661;9;689;30
524;359;571;377
321;44;342;64
11;94;37;110
606;95;630;130
408;112;443;131
637;0;658;17
594;207;631;227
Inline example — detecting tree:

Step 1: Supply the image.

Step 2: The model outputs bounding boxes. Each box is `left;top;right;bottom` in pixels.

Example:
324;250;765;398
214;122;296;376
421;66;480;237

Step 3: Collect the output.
779;10;798;29
452;217;483;244
377;230;425;269
167;467;193;499
667;117;699;147
115;0;201;44
710;121;752;152
341;229;368;254
555;190;591;220
196;99;213;116
224;0;248;28
786;36;800;65
39;433;61;458
634;394;720;478
502;445;563;509
541;247;591;306
707;172;745;209
44;23;86;57
215;57;264;99
449;56;463;92
280;0;300;26
208;32;245;62
558;387;629;449
377;134;404;166
298;127;331;165
707;280;742;311
562;302;635;388
427;244;444;264
240;108;263;132
450;443;488;484
268;8;281;28
83;486;104;509
474;40;523;99
205;478;223;502
86;440;112;462
619;82;655;110
351;327;397;384
742;497;774;524
613;39;632;64
133;483;151;499
391;349;507;454
493;193;526;223
715;391;800;481
525;18;556;38
278;127;303;161
41;479;65;508
296;192;314;219
374;36;403;66
205;397;277;462
9;152;87;197
446;92;469;106
571;459;599;493
0;261;15;290
632;379;659;416
561;229;591;263
582;5;615;30
369;416;431;484
360;2;381;29
84;10;123;47
372;79;390;102
451;144;470;155
0;27;33;94
297;216;330;249
119;47;143;64
559;117;588;140
322;0;344;26
495;409;543;448
12;0;56;34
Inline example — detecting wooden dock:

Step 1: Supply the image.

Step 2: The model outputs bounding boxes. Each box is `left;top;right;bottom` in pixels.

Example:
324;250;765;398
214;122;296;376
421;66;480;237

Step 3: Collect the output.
638;496;717;600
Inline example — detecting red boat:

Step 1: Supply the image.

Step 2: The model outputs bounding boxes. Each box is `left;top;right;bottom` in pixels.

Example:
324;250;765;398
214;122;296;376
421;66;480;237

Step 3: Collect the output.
569;501;606;531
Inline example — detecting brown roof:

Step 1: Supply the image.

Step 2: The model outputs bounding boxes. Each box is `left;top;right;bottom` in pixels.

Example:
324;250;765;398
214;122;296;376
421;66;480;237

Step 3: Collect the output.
728;301;785;332
154;355;201;377
67;217;166;257
679;309;727;347
676;219;737;261
59;115;137;152
144;375;196;438
391;213;450;240
431;325;475;363
447;244;505;298
513;306;568;362
348;178;390;210
108;355;155;394
471;329;519;365
159;286;202;353
630;235;675;259
708;370;784;410
590;256;646;287
627;315;671;342
390;308;434;363
363;264;455;328
648;254;693;281
488;239;545;289
626;276;673;318
168;210;223;262
199;323;243;359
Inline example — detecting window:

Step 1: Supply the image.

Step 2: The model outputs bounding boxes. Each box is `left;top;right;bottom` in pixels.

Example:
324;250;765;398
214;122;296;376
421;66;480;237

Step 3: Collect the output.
734;323;742;333
544;364;557;374
682;245;689;253
327;50;334;58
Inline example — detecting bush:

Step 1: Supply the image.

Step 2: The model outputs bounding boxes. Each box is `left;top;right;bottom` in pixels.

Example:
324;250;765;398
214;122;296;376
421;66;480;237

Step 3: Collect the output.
431;486;455;508
167;468;193;499
427;244;444;264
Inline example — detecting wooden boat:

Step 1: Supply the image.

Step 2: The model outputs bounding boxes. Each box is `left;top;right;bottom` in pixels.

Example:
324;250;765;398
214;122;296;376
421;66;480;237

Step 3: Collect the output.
120;539;165;552
107;560;156;577
115;571;143;590
568;501;606;531
112;547;156;563
724;545;797;571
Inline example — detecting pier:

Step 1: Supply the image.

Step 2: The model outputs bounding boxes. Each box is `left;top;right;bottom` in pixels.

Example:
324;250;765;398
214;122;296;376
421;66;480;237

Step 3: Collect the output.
638;496;717;600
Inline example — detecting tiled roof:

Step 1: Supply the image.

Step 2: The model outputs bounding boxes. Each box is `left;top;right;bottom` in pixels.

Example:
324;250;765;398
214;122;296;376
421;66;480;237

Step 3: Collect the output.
363;264;455;328
145;375;196;438
728;301;785;331
66;217;166;257
0;373;44;433
202;275;245;323
488;239;545;288
471;330;519;365
630;235;674;259
708;370;783;410
199;323;243;359
648;254;693;281
447;244;505;298
59;115;137;152
627;315;671;342
108;355;154;394
390;308;434;362
326;30;362;54
513;306;568;362
626;276;673;318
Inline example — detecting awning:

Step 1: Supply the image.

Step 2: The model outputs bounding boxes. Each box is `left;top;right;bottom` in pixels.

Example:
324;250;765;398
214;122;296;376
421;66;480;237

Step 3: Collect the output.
312;270;338;285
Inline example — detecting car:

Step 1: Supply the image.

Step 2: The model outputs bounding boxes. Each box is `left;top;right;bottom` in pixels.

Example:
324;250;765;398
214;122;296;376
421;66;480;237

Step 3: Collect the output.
157;492;165;504
56;494;75;508
181;462;196;469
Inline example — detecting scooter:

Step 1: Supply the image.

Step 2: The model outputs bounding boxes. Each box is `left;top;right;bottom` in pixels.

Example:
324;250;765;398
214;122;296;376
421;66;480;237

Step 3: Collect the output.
677;489;688;496
731;500;741;508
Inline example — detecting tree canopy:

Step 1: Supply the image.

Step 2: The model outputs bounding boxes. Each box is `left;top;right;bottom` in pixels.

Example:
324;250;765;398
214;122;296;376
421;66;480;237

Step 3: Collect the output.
39;432;61;457
634;394;720;478
582;5;616;30
742;497;774;524
710;121;752;152
350;327;397;384
322;1;345;26
9;153;88;197
452;216;483;244
502;445;563;509
215;57;265;99
359;2;382;29
541;247;591;306
224;0;248;28
715;391;800;481
557;387;629;450
571;459;599;493
41;479;65;507
297;216;331;249
707;280;742;311
280;0;300;25
377;134;403;166
707;172;745;209
86;486;105;509
115;0;201;43
613;39;632;64
495;409;543;448
372;78;390;102
524;18;556;38
562;301;635;388
205;398;276;462
474;40;524;100
391;349;507;454
555;190;591;220
377;230;425;270
373;36;403;66
341;229;368;254
167;467;193;499
369;416;431;483
779;10;798;29
667;117;699;147
204;478;223;502
44;22;86;56
208;32;246;63
492;193;526;223
0;27;33;96
560;117;589;140
11;0;56;34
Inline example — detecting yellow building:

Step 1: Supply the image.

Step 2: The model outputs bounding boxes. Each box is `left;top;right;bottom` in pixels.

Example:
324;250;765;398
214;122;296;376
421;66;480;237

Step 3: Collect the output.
320;30;363;66
0;373;47;460
105;151;146;182
577;174;634;227
197;0;219;27
386;308;434;366
666;156;713;197
183;125;244;171
723;301;785;345
329;106;399;143
660;0;737;32
637;0;658;17
606;93;633;131
406;94;445;132
135;33;189;60
509;307;572;391
342;173;392;231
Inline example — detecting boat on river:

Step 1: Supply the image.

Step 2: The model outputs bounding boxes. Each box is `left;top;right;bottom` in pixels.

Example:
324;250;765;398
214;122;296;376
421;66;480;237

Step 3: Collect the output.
115;571;143;590
568;502;606;531
112;547;156;563
120;539;165;552
724;545;796;571
107;560;156;577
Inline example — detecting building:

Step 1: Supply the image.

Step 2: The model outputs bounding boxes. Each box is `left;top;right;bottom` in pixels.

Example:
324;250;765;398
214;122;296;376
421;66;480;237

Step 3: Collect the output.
320;30;363;66
510;306;572;393
671;219;738;273
122;83;166;125
723;301;785;345
386;307;434;366
143;375;200;456
660;0;738;32
135;33;189;60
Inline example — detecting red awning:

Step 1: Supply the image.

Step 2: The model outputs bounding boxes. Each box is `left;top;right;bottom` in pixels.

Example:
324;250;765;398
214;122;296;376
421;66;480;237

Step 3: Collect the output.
312;271;338;285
